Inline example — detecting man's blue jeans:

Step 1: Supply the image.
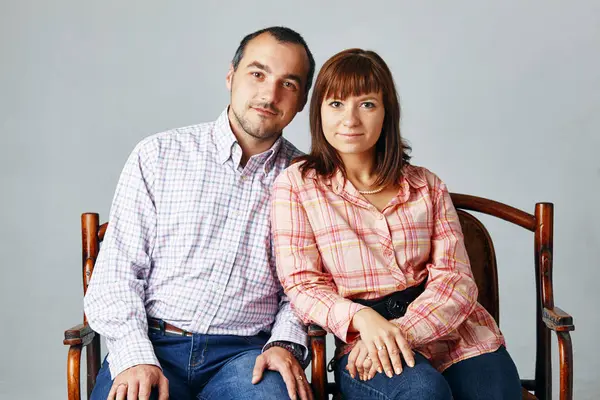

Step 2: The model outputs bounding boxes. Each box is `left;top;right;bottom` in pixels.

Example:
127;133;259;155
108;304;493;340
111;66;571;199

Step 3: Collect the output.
334;345;521;400
91;327;291;400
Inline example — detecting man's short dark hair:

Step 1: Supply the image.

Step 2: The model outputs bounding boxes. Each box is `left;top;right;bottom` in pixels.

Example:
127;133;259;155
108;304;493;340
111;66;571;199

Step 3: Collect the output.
232;26;315;97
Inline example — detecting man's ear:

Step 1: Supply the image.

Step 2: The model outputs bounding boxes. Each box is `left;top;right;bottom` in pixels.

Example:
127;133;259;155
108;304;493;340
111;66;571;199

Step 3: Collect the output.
226;64;234;91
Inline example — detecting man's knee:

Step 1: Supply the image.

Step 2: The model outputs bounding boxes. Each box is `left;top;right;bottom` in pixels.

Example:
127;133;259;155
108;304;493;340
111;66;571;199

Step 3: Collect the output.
251;370;290;399
199;350;290;400
90;359;113;400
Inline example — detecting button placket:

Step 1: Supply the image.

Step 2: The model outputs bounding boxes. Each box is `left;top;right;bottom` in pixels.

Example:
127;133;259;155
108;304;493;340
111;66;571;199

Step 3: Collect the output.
201;176;247;330
374;213;397;265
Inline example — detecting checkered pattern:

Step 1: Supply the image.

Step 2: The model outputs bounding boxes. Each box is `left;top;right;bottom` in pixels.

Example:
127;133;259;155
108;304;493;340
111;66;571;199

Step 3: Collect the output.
271;162;505;372
84;108;307;378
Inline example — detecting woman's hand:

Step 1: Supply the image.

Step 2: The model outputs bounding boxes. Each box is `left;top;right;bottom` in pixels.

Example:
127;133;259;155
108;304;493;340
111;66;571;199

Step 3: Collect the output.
351;308;415;378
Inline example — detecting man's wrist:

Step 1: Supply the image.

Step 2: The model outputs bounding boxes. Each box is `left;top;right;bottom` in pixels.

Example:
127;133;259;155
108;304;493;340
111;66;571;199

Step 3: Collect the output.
264;341;308;368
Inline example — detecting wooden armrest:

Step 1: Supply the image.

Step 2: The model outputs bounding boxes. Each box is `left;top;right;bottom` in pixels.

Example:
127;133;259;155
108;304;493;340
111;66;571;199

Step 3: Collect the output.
64;323;96;346
542;307;574;332
308;324;327;337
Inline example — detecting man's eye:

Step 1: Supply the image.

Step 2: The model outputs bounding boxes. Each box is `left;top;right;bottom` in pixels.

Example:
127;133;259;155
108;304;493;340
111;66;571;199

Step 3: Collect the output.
283;81;297;90
252;72;263;78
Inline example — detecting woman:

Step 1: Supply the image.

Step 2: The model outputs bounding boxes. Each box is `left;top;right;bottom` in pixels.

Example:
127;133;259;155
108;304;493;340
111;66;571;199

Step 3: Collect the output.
271;49;521;399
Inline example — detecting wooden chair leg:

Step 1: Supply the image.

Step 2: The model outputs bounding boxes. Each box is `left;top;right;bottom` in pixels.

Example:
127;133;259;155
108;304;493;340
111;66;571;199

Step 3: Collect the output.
86;335;101;398
67;345;82;400
557;331;573;400
310;335;328;400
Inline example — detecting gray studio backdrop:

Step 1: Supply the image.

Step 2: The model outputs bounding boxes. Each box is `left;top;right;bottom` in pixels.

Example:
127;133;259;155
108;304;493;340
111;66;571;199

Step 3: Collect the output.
1;1;598;398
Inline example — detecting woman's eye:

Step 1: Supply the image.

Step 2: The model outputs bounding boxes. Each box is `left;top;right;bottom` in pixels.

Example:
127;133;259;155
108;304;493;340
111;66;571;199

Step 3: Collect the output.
361;102;375;109
329;101;342;108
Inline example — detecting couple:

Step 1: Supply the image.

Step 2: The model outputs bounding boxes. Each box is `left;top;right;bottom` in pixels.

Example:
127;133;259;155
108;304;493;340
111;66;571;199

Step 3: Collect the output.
85;26;521;400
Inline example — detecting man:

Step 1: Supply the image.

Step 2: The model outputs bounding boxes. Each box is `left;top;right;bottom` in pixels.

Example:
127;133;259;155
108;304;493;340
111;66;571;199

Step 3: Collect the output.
84;26;315;400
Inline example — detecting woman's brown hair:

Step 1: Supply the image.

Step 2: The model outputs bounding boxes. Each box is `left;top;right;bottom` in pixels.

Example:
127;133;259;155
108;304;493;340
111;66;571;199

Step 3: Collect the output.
297;48;411;188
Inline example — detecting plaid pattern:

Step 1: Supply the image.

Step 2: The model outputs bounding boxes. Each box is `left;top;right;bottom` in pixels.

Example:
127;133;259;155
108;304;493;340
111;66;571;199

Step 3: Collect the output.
84;108;307;378
271;162;505;372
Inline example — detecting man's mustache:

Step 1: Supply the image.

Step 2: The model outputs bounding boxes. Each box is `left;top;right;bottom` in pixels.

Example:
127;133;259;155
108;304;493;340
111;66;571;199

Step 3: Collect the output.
252;102;280;115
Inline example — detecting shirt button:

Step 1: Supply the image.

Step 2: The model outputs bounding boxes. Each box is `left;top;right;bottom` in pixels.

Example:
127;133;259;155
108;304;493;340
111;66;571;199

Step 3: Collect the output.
384;249;394;258
377;214;384;220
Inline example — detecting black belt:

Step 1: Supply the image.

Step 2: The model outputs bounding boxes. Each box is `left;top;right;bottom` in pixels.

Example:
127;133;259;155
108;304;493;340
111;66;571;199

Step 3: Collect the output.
328;280;427;372
353;279;427;320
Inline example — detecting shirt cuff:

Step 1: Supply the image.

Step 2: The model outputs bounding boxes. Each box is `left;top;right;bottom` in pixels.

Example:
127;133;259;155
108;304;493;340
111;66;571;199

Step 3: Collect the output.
106;331;160;379
263;341;310;369
264;333;309;367
328;300;368;343
392;316;418;348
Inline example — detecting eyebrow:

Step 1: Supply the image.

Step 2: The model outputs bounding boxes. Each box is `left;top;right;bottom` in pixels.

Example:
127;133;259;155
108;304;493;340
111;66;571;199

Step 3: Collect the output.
353;94;382;102
246;61;304;87
326;95;381;101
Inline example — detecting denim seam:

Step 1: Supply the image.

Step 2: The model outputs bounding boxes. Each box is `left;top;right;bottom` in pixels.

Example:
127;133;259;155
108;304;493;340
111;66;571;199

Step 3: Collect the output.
187;335;195;385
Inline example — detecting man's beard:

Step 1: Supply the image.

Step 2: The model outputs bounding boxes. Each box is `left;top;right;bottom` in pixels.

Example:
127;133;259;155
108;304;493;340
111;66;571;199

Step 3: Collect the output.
231;103;282;141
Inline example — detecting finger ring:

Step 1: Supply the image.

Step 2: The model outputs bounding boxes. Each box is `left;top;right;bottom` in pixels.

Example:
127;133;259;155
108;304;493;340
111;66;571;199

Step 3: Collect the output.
117;383;128;388
377;345;384;351
296;375;304;381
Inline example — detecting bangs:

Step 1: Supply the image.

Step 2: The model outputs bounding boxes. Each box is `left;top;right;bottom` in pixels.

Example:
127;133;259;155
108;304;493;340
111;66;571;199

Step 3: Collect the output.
323;55;383;100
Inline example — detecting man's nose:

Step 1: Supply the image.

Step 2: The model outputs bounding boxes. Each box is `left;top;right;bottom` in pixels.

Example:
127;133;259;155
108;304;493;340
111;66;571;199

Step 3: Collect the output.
259;81;280;104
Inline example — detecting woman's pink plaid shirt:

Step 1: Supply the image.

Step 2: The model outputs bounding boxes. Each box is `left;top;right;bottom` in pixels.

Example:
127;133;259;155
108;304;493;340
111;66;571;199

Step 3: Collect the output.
271;162;505;371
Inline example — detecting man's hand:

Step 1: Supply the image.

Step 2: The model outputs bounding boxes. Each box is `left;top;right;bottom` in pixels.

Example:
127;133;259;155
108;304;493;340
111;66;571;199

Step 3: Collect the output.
252;346;313;400
346;339;379;381
108;364;169;400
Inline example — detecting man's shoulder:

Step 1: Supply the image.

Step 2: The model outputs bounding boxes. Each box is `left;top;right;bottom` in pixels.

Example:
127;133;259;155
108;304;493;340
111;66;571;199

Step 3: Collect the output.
276;137;304;166
132;120;217;158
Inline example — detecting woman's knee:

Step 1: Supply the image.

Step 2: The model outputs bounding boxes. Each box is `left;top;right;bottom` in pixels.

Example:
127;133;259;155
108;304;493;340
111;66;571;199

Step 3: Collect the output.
443;346;521;399
336;352;452;400
393;365;452;400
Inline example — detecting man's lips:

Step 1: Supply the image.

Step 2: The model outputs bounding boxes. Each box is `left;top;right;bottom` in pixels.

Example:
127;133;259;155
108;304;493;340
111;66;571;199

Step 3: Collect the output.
252;107;278;116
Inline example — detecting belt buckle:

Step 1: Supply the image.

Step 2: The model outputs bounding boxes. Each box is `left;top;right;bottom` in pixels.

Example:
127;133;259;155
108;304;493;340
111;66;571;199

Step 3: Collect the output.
386;296;408;318
181;329;192;337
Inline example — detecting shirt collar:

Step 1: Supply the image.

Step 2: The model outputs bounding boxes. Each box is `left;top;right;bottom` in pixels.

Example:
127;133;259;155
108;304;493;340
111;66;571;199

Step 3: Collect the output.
262;137;283;174
213;106;285;174
402;164;428;189
214;107;238;165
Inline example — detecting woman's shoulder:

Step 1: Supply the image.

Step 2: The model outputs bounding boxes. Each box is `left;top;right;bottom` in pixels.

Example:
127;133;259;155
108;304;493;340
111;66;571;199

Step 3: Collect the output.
403;164;446;190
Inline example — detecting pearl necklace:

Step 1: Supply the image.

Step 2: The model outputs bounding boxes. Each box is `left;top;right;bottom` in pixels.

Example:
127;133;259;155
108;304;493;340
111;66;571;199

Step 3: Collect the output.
358;186;385;195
